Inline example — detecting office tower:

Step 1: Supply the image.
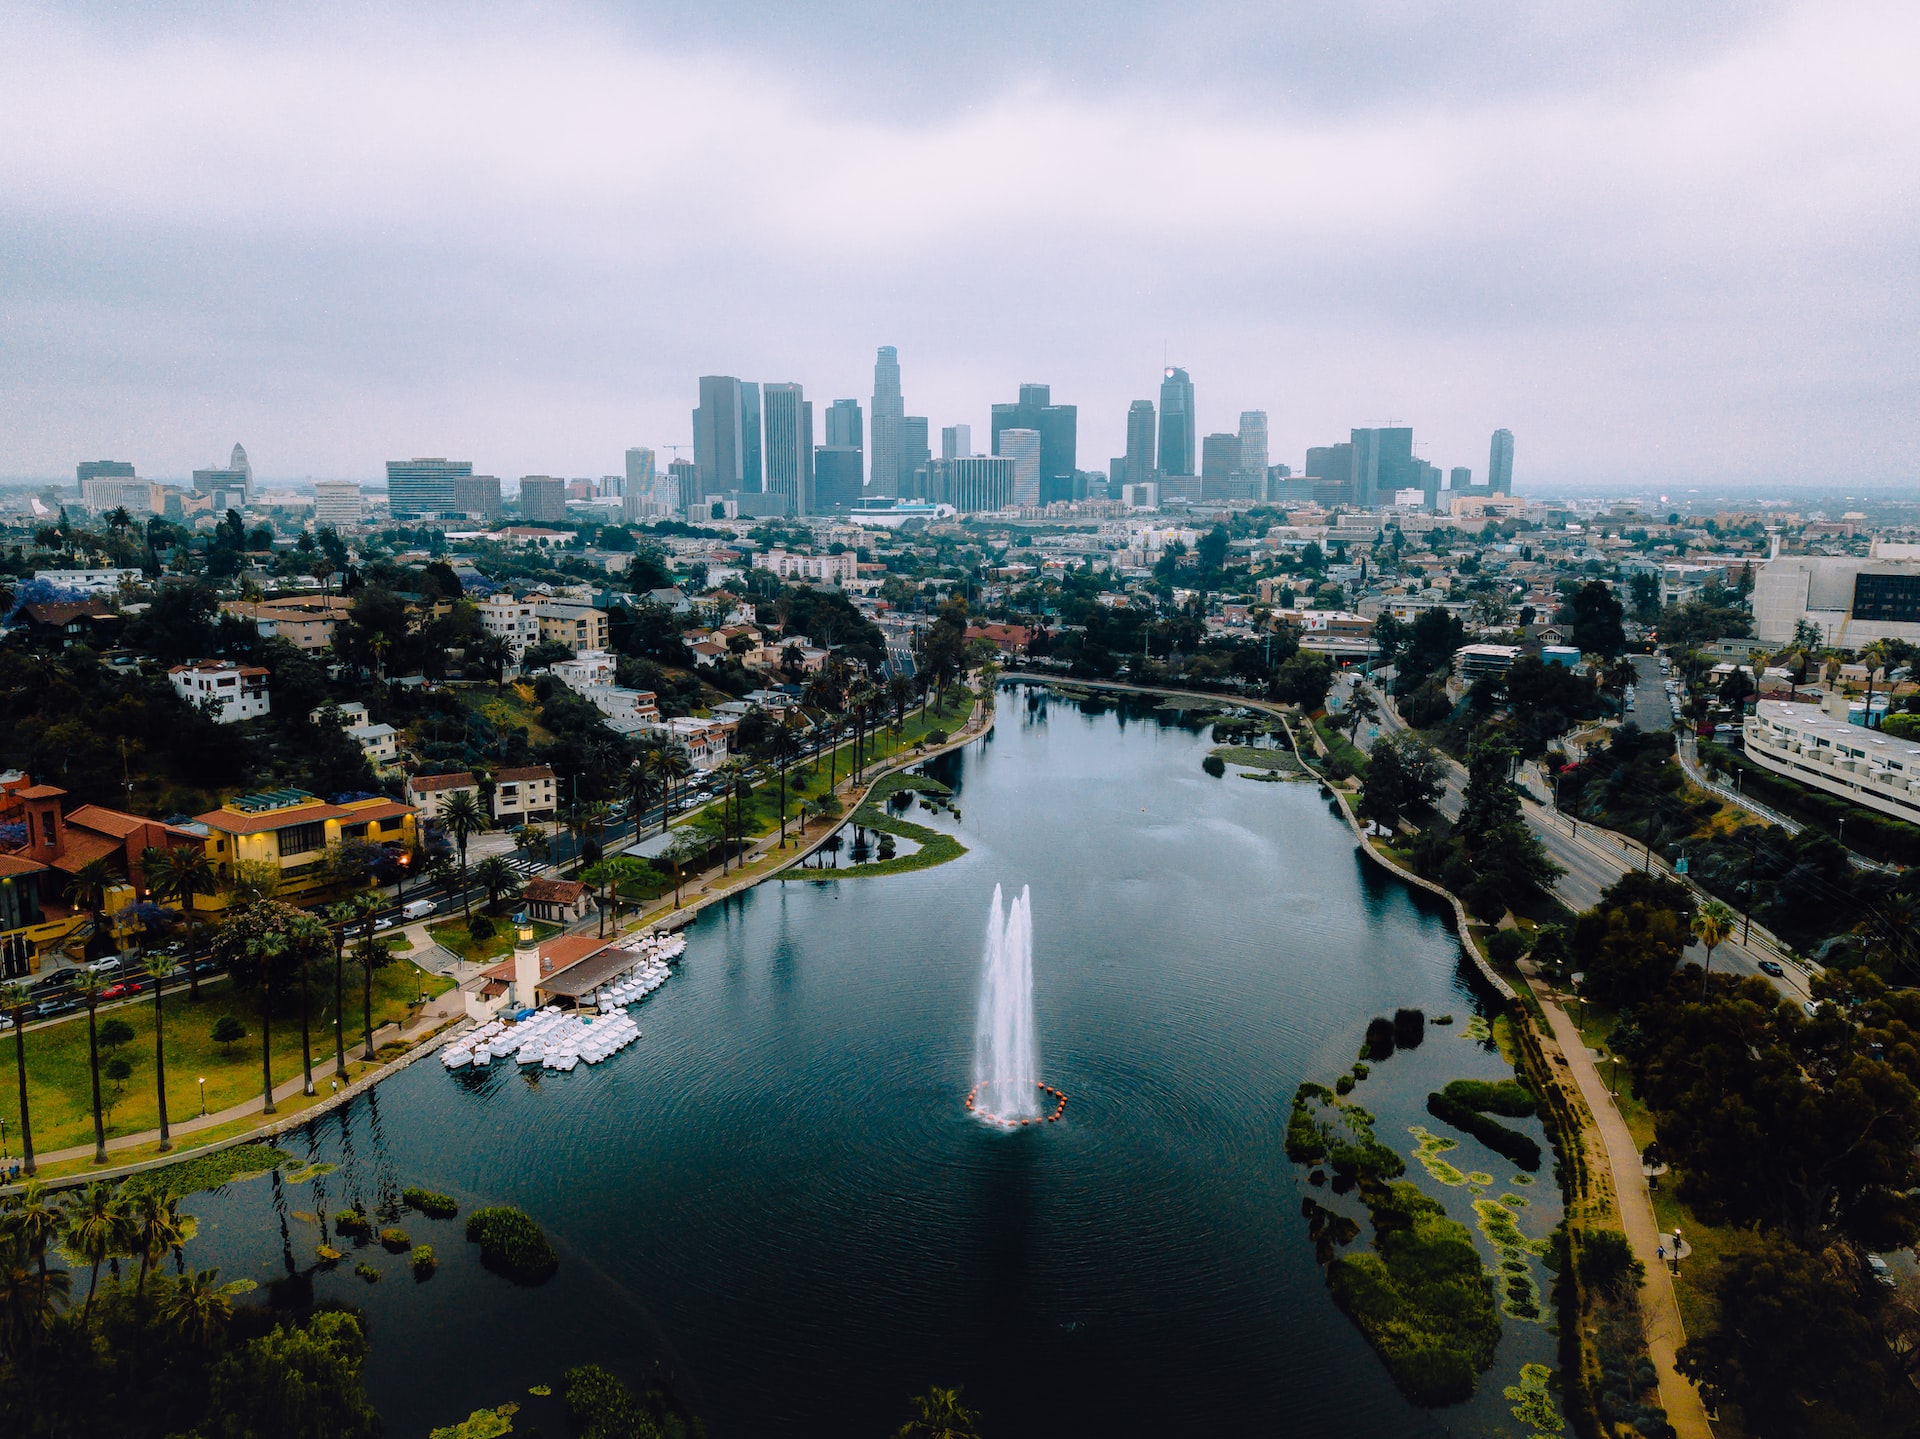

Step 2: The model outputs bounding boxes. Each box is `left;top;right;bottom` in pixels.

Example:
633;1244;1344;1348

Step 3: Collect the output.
1489;429;1514;494
1000;429;1041;507
763;383;814;515
1158;368;1195;477
623;448;659;520
386;457;473;519
870;346;905;497
941;423;971;460
1449;466;1472;489
76;459;136;487
667;458;700;514
1238;412;1268;483
1417;461;1442;509
229;444;251;485
1200;433;1241;500
924;456;1015;513
899;417;931;498
193;443;252;504
989;383;1078;503
693;375;748;497
1126;400;1157;482
312;481;364;527
1305;442;1354;505
740;382;763;492
826;398;865;456
812;447;864;512
1342;427;1416;507
454;475;502;519
518;476;568;523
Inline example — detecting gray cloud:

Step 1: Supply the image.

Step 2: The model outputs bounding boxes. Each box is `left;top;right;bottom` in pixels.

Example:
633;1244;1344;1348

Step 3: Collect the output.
0;0;1914;488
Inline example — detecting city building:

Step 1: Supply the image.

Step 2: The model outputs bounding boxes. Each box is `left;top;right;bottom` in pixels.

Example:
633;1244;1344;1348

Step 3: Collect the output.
404;770;481;821
668;458;699;513
942;423;972;459
80;477;165;514
1489;429;1515;495
192;444;251;506
387;458;474;519
812;447;864;512
1123;400;1157;495
76;460;135;486
623;448;673;520
518;476;568;524
1158;368;1195;479
899;416;931;497
1000;429;1042;507
762;382;815;515
762;549;858;586
478;593;541;656
920;455;1016;513
1745;698;1920;827
826;397;865;453
219;595;352;652
313;481;364;527
1453;644;1523;684
454;474;502;520
694;375;754;497
1238;411;1269;486
492;764;558;824
196;789;417;904
168;660;271;723
989;384;1077;504
1449;467;1473;490
32;567;140;594
1752;548;1920;646
535;602;609;651
1200;433;1242;501
870;346;905;497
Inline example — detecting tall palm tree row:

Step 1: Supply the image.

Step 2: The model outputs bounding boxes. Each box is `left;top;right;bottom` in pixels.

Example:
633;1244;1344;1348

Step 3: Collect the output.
438;788;488;922
141;953;175;1151
143;845;219;1001
71;972;110;1165
2;983;33;1176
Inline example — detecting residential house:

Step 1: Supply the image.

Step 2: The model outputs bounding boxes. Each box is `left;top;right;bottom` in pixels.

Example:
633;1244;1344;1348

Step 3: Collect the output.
536;603;608;651
219;595;352;651
761;549;858;586
12;599;123;649
520;877;593;924
477;593;541;658
492;765;558;824
404;771;481;822
196;789;418;905
169;660;271;722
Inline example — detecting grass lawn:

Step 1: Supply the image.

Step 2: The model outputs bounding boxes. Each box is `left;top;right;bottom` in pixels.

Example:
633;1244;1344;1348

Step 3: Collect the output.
0;959;451;1156
1311;715;1371;778
427;916;561;963
455;684;555;747
802;771;968;879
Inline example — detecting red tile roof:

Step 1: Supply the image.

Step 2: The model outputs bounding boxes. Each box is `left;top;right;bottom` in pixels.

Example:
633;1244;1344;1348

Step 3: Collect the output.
524;878;587;904
408;772;476;792
495;766;555;783
197;802;350;835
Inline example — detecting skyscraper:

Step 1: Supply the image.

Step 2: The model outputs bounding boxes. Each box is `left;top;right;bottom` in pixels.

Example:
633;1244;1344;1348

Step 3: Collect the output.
740;382;763;492
826;398;864;453
386;458;473;519
1305;442;1353;505
693;376;748;497
1448;466;1472;490
763;383;814;515
518;476;568;524
1200;434;1241;500
1157;368;1194;478
1238;412;1268;484
312;481;363;527
812;447;864;512
667;458;700;514
77;459;135;486
870;346;905;497
1489;429;1515;494
941;424;972;460
1001;429;1041;507
1125;400;1157;486
229;443;251;486
453;475;501;519
624;448;665;520
923;456;1015;512
899;416;931;498
989;384;1077;503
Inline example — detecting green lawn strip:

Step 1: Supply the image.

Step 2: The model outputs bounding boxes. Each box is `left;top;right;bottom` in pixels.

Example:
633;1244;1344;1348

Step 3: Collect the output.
427;917;562;963
1312;716;1371;778
121;1142;292;1200
785;769;969;879
0;959;448;1154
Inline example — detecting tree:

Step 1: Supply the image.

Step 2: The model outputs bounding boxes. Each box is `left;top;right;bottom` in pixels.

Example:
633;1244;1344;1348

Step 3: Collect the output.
1691;898;1736;997
1357;737;1408;830
439;788;488;922
127;1187;191;1297
1271;651;1333;711
157;1266;245;1350
1627;571;1662;622
661;833;702;907
224;859;282;908
212;1015;247;1054
143;952;175;1150
61;1180;131;1323
893;1385;983;1439
2;983;34;1176
1456;741;1562;915
922;596;970;689
144;845;219;1000
513;824;551;862
72;971;111;1164
203;1309;382;1439
1196;523;1229;575
473;854;520;913
63;856;120;958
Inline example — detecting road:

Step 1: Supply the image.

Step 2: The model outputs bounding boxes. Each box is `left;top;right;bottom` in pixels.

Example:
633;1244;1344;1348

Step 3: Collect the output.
1332;672;1812;1002
1626;653;1675;731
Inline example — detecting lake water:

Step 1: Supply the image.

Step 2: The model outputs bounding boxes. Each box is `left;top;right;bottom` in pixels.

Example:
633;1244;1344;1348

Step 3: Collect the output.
183;686;1561;1438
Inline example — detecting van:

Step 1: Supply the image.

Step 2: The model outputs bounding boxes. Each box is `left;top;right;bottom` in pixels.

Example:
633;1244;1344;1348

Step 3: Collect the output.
401;899;437;921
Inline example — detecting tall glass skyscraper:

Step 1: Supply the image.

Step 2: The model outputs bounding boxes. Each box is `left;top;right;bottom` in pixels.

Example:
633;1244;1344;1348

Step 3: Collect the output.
763;383;814;515
1125;400;1157;483
870;347;905;497
1238;411;1268;485
1489;429;1515;494
826;398;864;452
990;383;1077;503
694;376;747;498
1158;368;1194;477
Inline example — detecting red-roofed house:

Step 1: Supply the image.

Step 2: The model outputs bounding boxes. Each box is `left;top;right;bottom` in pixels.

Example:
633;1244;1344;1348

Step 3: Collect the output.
404;771;480;821
521;877;592;924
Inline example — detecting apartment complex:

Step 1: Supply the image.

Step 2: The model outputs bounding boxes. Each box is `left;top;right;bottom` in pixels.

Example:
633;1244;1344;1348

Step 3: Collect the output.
536;603;608;651
492;765;558;824
1743;699;1920;827
168;660;271;722
196;789;418;904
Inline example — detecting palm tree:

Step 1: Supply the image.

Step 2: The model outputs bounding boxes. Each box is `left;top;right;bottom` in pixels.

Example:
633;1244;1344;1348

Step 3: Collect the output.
773;717;801;847
0;1227;70;1361
893;1385;982;1439
624;751;660;835
157;1267;248;1349
662;833;701;908
351;924;385;1062
715;760;749;874
439;788;487;921
140;953;175;1151
2;983;33;1176
887;674;913;735
71;971;110;1164
473;854;520;914
1691;898;1737;998
144;845;219;1000
127;1189;190;1298
250;928;286;1115
656;748;691;835
61;1181;131;1323
9;1180;63;1302
63;856;119;958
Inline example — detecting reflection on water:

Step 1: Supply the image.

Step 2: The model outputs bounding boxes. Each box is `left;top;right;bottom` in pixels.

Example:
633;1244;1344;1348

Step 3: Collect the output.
183;688;1553;1439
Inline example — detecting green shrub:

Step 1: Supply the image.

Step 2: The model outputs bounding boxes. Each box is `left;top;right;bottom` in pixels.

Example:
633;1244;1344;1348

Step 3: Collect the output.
333;1209;371;1239
379;1227;412;1252
926;728;948;745
1486;929;1529;967
1286;1082;1335;1162
1578;1229;1645;1297
403;1186;460;1219
1335;1074;1356;1095
1202;754;1226;778
465;1206;558;1284
1441;1078;1537;1117
1425;1091;1542;1170
99;1017;136;1048
1392;1008;1425;1048
411;1244;437;1277
564;1364;645;1437
467;914;495;942
1364;1016;1396;1060
211;1015;247;1052
1351;1062;1370;1081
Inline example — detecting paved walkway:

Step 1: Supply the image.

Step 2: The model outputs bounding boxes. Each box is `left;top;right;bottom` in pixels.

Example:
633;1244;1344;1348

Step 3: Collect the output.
1534;986;1715;1439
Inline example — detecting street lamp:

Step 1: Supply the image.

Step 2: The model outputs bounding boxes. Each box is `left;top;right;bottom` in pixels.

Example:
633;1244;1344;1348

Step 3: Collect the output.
198;1076;207;1117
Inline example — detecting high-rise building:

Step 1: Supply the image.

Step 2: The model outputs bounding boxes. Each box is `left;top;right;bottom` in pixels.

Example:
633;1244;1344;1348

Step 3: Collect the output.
386;458;473;519
899;417;931;498
826;398;865;454
453;475;502;520
1342;427;1417;507
1238;412;1269;484
76;460;135;487
740;382;763;492
1126;400;1157;485
1000;429;1041;507
870;346;905;497
80;478;163;514
1158;368;1195;477
1449;466;1472;489
1304;442;1353;505
941;423;972;460
812;447;864;512
229;444;251;485
1489;429;1515;494
693;375;750;498
1200;434;1242;500
667;458;700;514
312;481;363;528
763;383;814;515
923;456;1015;513
518;476;568;524
989;384;1077;503
624;448;670;519
193;443;252;505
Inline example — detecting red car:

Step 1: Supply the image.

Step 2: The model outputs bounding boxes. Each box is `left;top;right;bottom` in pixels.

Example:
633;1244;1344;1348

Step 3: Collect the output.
100;979;143;1001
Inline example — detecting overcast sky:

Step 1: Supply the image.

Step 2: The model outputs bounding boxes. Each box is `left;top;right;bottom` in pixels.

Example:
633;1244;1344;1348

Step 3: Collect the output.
2;0;1916;490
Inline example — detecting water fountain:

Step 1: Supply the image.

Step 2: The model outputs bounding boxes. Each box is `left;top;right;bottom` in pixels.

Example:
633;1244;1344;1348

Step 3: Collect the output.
968;884;1065;1126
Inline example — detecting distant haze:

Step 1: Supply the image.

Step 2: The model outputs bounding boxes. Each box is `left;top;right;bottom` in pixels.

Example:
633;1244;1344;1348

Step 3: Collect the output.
1;1;1915;489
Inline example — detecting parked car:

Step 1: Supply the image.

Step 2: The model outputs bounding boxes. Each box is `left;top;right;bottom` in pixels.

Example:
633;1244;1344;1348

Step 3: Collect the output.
1758;959;1785;978
35;997;78;1019
100;979;142;1001
85;956;123;975
1868;1254;1898;1289
373;917;396;932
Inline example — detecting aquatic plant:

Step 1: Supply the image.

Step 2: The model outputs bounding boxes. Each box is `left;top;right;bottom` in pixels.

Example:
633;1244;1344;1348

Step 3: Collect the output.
354;1261;380;1283
465;1206;559;1284
1462;1015;1492;1042
315;1244;343;1265
427;1407;512;1439
1473;1197;1549;1321
403;1186;460;1219
1440;1078;1536;1116
1409;1126;1470;1187
411;1244;436;1277
1502;1361;1565;1436
1425;1090;1542;1170
379;1227;412;1253
333;1208;371;1239
120;1144;292;1201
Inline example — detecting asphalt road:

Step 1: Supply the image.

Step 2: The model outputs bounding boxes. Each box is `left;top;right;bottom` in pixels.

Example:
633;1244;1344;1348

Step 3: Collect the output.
1627;653;1676;731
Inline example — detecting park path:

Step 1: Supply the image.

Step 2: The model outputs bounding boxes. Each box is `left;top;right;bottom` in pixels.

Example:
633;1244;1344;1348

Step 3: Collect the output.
1534;987;1716;1439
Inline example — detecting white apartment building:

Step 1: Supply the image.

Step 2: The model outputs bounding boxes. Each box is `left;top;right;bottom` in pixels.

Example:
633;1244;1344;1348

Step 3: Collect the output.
549;649;618;690
405;771;481;821
492;765;558;823
760;549;858;586
312;481;364;527
1743;698;1920;826
581;685;661;722
347;722;399;768
478;594;541;657
168;660;271;723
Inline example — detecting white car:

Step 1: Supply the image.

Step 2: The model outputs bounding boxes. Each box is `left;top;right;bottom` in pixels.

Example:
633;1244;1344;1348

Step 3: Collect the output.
373;917;396;932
